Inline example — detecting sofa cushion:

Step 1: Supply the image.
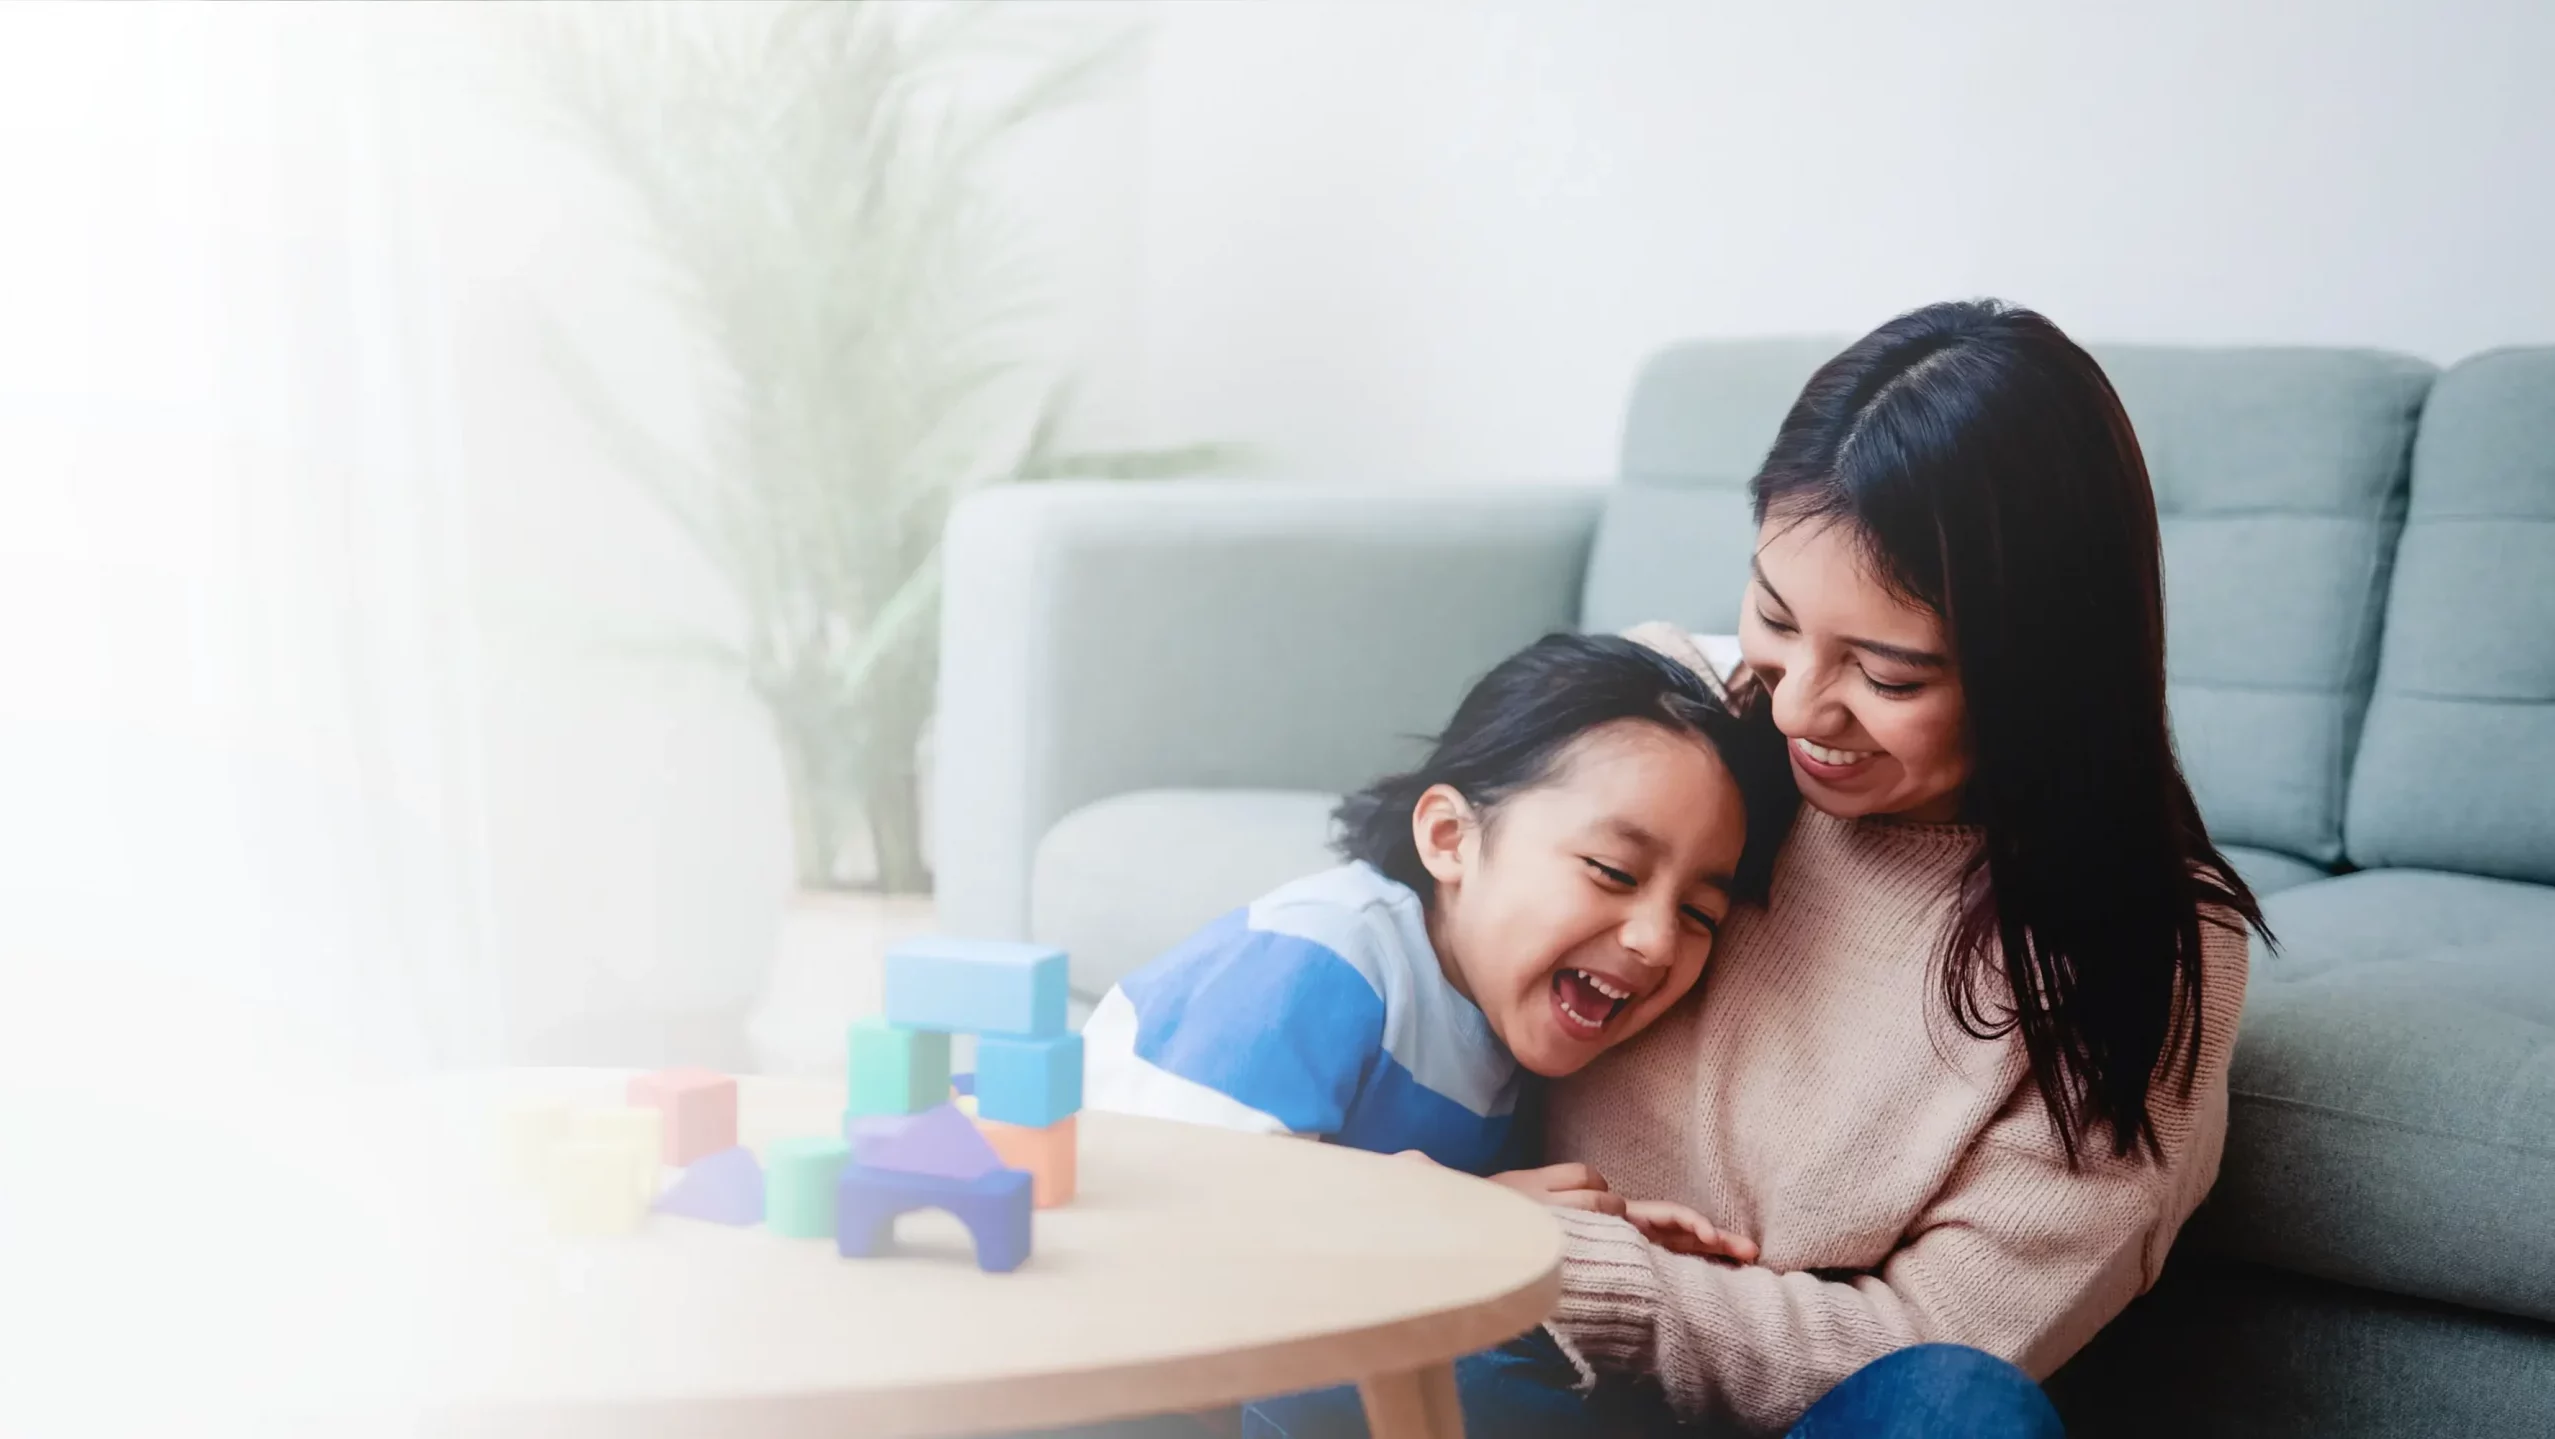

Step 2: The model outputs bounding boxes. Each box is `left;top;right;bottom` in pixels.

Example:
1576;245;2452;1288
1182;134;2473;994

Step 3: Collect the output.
1587;339;2431;868
2347;348;2555;883
1032;789;1339;1001
2221;845;2330;898
2197;869;2555;1323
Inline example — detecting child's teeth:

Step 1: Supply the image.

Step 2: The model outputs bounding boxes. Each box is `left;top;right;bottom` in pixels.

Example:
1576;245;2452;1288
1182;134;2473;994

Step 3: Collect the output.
1579;970;1631;1000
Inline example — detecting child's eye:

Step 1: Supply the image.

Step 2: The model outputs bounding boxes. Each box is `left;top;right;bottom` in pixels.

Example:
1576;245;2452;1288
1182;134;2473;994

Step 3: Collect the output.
1583;858;1636;888
1680;905;1721;937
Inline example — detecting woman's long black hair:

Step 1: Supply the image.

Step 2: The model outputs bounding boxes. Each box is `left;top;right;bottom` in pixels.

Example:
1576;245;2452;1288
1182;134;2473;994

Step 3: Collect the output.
1334;632;1797;908
1749;299;2267;1166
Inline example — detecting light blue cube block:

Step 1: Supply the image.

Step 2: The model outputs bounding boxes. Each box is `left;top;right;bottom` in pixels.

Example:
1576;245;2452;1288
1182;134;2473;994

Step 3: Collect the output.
976;1031;1083;1128
884;936;1068;1038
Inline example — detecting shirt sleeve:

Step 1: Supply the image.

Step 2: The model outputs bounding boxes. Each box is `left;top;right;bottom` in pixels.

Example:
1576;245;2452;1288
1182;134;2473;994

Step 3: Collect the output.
1082;912;1387;1139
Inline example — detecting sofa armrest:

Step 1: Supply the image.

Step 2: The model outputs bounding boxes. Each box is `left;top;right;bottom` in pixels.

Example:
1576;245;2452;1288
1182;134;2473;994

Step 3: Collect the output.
932;480;1605;940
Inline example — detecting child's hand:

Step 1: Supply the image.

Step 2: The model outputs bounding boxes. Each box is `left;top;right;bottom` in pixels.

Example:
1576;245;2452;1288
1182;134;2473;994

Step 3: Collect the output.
1483;1162;1629;1218
1623;1199;1760;1263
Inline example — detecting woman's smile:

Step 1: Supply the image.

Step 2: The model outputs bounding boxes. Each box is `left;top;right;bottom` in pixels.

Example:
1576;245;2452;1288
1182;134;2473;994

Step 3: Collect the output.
1793;736;1879;773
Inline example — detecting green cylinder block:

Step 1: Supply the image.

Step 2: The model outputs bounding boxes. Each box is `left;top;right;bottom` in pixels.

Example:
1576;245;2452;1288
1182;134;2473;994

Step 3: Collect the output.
764;1136;851;1239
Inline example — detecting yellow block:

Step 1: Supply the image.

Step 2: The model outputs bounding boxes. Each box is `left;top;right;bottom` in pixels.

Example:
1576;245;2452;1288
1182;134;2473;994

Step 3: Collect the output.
494;1097;571;1187
546;1138;647;1235
567;1106;664;1203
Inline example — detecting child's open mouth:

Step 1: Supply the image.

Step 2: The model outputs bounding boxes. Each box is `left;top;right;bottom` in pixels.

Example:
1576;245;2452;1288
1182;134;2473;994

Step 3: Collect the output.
1551;967;1635;1039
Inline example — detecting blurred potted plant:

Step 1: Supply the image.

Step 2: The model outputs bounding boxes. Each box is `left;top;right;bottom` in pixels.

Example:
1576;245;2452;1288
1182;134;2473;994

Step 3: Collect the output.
539;1;1236;891
534;0;1239;1067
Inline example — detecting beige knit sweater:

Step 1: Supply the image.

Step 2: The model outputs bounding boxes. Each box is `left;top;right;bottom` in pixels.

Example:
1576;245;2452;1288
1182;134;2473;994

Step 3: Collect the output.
1543;805;2250;1433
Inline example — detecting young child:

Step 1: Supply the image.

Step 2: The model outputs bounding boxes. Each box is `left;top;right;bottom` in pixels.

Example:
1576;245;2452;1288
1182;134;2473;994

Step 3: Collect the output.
1082;631;1796;1253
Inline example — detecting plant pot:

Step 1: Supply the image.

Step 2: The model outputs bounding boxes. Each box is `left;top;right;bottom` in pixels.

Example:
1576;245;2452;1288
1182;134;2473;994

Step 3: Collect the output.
744;888;938;1076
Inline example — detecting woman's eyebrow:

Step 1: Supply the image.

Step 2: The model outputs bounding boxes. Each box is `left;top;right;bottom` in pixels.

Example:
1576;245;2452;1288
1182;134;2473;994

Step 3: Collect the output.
1749;557;1790;611
1753;557;1948;669
1849;636;1949;670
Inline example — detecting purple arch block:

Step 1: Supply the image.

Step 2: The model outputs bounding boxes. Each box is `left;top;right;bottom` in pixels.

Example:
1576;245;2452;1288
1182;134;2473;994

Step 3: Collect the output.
834;1162;1033;1273
653;1145;763;1226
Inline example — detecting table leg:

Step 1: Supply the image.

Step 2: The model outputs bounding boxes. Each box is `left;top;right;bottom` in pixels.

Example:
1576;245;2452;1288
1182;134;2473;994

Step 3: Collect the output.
1357;1360;1463;1439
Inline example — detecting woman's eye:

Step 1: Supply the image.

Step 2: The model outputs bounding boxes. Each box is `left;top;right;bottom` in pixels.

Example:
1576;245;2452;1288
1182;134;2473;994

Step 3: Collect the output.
1755;607;1797;635
1865;673;1924;698
1584;859;1635;888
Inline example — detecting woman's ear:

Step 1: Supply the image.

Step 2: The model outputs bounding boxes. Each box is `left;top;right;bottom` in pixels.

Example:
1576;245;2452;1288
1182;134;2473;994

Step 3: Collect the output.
1411;783;1476;886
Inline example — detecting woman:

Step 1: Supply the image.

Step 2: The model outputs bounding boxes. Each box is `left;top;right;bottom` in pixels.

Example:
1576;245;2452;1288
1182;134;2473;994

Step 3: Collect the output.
1250;300;2266;1438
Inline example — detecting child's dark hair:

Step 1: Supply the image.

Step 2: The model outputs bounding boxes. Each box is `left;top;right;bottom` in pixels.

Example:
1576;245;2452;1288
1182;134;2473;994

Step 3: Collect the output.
1331;632;1798;906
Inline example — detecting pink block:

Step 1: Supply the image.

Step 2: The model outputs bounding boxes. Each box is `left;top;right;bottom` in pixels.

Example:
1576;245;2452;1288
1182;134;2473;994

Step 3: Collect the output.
627;1068;739;1166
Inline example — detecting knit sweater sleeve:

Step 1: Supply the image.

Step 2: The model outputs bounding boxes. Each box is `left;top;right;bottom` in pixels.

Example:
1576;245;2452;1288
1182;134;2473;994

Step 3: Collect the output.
1549;916;2249;1433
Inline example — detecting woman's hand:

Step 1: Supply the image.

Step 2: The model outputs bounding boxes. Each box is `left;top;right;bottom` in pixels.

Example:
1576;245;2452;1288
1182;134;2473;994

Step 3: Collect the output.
1623;1199;1760;1263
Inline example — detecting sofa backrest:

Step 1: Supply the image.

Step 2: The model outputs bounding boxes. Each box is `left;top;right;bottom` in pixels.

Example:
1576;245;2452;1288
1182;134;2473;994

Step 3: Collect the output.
2346;348;2555;884
1581;338;2433;865
2100;347;2433;865
1581;340;1834;637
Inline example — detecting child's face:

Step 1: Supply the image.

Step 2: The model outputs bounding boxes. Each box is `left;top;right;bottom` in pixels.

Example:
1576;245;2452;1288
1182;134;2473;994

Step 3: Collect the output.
1414;720;1749;1078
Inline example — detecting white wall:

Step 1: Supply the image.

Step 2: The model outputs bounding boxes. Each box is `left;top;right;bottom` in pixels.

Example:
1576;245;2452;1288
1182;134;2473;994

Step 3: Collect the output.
1129;0;2555;482
14;2;2549;1079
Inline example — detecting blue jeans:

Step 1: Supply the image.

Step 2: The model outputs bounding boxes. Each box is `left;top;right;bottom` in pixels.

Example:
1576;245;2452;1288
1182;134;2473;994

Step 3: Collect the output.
1240;1329;2064;1439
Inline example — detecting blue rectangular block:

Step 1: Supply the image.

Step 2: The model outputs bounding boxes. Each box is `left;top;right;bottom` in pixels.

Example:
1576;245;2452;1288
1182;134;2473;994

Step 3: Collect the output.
976;1031;1083;1128
884;936;1068;1038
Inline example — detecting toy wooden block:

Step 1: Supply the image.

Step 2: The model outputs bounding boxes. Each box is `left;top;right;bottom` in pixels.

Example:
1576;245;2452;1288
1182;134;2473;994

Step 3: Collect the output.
846;1103;1004;1181
847;1016;952;1118
977;1113;1076;1208
883;936;1068;1038
626;1068;737;1166
566;1105;665;1202
495;1097;571;1186
835;1162;1033;1273
546;1138;647;1236
655;1146;763;1226
975;1031;1083;1128
765;1136;850;1239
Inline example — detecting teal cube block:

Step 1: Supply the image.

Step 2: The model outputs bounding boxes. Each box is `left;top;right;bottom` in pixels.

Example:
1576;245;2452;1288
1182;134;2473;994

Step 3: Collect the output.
884;936;1069;1038
847;1016;952;1117
976;1031;1083;1128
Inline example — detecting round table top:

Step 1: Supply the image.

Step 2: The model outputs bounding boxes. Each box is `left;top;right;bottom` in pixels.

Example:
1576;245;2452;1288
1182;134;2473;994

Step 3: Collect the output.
349;1069;1561;1438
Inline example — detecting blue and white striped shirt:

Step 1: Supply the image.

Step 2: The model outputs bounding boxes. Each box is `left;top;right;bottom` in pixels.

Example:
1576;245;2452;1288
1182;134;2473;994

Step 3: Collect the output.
1081;863;1527;1174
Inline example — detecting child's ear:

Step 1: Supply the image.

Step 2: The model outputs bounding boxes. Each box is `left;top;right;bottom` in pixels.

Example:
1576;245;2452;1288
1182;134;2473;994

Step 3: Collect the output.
1411;783;1476;885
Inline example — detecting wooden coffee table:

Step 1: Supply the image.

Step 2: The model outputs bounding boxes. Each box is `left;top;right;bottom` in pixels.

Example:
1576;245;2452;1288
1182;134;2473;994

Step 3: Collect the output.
375;1070;1560;1439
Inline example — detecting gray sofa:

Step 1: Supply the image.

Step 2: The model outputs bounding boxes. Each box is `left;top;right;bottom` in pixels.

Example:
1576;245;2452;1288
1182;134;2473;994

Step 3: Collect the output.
934;341;2555;1436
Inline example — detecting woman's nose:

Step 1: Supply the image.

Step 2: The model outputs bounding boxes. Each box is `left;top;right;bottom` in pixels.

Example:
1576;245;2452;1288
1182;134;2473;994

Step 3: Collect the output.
1766;659;1835;738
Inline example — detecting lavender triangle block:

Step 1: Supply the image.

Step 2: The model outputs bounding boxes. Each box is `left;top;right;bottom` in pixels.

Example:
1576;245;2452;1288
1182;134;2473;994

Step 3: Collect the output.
653;1145;764;1225
849;1102;1003;1180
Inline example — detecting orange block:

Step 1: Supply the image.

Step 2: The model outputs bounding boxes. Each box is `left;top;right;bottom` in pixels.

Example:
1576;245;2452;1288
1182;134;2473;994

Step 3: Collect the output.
976;1113;1076;1208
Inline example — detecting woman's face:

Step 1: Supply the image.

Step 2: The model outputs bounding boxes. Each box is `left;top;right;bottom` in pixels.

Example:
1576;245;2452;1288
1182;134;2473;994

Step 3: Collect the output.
1738;515;1971;822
